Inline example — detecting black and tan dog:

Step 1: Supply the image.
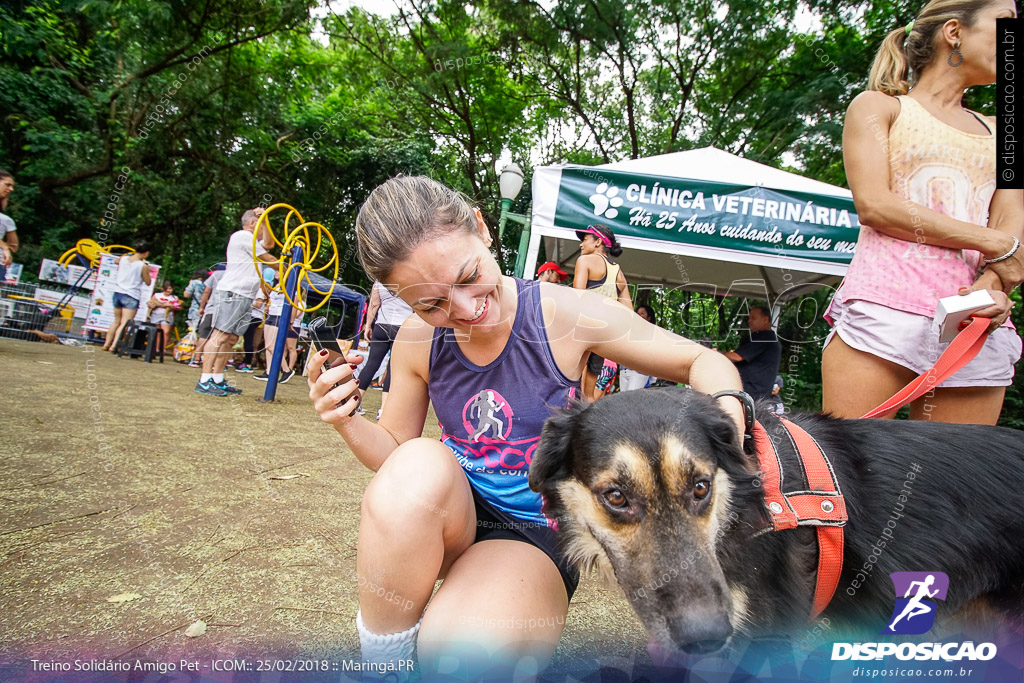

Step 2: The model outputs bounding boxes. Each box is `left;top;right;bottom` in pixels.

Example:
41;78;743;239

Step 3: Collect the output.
529;387;1024;655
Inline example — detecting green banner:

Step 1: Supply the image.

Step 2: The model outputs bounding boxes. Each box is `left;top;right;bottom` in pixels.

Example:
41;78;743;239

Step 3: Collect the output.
553;168;860;264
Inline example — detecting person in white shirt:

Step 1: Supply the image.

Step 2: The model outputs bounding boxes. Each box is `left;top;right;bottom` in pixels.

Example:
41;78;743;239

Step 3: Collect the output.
196;209;277;396
102;241;152;352
147;281;181;350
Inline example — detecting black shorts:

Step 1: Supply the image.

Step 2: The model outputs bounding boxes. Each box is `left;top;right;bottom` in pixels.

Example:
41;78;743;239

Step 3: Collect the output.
587;352;605;375
472;487;579;601
197;314;214;339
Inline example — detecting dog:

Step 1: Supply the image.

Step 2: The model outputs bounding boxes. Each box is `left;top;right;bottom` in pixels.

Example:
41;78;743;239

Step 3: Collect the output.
529;387;1024;655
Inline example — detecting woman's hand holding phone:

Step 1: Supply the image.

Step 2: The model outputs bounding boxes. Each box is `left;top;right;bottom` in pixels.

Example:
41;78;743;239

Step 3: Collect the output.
307;350;364;424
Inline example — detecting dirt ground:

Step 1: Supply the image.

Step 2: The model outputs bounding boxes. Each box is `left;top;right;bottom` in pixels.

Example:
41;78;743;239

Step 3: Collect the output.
0;337;647;677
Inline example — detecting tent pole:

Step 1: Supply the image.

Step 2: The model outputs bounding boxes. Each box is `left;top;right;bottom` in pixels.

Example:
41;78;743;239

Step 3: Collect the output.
522;230;542;279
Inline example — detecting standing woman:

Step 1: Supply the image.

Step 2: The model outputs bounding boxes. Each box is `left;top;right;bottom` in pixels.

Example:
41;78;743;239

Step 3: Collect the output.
306;176;746;679
357;281;415;418
823;0;1024;425
572;224;633;400
103;241;152;352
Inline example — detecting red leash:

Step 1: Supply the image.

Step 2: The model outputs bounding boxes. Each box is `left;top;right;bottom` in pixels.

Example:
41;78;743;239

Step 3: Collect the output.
860;316;991;419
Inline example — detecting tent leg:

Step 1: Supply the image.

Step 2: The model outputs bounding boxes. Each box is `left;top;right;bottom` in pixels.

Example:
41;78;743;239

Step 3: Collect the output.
521;230;542;280
771;303;782;332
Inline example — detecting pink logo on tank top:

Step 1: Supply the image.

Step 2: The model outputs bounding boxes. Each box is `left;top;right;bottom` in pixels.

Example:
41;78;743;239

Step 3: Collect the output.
462;389;514;441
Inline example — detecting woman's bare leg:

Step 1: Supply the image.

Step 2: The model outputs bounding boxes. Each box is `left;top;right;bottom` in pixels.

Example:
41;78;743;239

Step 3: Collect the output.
285;337;298;372
109;308;134;353
418;540;569;680
821;334;917;418
357;438;476;634
102;308;123;350
910;386;1006;425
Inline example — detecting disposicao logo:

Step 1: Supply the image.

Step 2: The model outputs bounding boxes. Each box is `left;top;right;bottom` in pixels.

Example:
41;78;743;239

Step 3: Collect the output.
832;571;997;662
884;571;948;635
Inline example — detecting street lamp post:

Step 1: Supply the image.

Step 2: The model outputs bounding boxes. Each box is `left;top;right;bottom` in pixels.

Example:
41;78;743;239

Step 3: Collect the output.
497;163;532;277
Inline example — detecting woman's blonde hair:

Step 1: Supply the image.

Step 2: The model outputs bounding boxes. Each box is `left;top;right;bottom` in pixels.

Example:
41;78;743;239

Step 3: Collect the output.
868;0;998;95
355;175;479;282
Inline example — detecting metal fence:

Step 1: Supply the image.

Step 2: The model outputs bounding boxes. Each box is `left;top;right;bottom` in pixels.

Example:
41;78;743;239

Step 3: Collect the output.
0;281;88;342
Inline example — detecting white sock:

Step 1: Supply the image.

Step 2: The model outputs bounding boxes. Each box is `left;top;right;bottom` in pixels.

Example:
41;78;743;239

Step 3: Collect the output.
212;373;225;383
356;610;420;669
200;373;212;383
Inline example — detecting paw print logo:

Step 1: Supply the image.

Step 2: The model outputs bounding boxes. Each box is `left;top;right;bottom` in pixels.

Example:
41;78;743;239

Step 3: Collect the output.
589;183;624;219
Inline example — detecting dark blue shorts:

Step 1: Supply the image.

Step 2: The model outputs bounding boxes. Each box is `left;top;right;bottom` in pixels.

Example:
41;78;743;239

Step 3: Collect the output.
112;292;140;310
265;315;299;339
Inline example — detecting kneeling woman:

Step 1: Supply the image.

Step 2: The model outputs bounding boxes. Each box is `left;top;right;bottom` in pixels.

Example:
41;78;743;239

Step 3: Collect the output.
307;176;745;678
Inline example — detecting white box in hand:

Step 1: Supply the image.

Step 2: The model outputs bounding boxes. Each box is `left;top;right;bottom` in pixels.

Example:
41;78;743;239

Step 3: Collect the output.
934;290;994;343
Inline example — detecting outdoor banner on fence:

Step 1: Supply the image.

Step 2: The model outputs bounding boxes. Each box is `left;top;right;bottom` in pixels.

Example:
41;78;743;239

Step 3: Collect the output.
552;168;861;265
38;258;98;290
83;253;160;332
33;288;92;319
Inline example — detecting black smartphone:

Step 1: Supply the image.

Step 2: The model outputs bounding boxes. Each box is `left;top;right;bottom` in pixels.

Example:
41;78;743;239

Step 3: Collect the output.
308;316;359;415
308;316;346;368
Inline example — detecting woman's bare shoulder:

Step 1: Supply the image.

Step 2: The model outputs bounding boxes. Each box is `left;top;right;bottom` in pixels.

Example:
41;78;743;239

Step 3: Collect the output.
396;313;433;343
847;90;901;124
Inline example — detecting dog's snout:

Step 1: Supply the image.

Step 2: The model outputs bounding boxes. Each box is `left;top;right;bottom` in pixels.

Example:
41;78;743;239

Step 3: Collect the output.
670;610;733;655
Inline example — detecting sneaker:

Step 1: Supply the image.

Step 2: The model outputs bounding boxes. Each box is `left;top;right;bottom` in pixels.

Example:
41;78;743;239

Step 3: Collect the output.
253;372;270;381
376;408;382;421
188;359;202;368
356;406;366;416
279;368;296;384
212;380;242;395
236;363;253;373
194;380;227;397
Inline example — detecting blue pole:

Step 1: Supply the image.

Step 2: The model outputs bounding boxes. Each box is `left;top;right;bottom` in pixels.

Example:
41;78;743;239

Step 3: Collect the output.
263;245;302;402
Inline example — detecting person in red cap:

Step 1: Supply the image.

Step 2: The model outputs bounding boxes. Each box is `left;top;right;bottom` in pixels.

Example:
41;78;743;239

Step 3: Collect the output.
537;261;568;284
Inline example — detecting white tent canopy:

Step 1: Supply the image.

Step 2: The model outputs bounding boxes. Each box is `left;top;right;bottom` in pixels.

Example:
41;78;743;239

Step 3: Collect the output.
526;147;858;303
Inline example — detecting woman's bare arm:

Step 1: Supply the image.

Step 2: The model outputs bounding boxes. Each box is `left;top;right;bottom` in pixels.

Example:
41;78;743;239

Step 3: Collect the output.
307;316;432;471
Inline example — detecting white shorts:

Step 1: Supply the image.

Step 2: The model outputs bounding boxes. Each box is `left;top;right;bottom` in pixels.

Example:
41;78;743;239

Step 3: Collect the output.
824;296;1022;388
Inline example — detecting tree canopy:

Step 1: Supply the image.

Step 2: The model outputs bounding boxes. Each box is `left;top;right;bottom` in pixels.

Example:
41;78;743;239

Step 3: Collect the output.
1;0;1019;423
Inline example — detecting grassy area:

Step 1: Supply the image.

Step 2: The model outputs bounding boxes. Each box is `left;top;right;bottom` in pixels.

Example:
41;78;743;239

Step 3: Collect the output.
0;337;645;675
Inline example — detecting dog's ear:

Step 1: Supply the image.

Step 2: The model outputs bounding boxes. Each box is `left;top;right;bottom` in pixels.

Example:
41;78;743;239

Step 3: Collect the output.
529;403;586;495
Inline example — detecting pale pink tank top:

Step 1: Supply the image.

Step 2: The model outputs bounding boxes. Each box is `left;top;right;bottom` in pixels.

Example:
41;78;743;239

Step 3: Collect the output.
835;95;997;317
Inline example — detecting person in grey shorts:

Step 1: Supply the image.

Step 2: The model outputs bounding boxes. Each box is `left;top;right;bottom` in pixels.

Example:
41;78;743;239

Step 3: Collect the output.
195;208;277;397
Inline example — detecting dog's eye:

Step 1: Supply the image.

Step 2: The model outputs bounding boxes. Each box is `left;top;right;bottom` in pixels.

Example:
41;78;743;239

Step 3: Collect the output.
603;489;628;508
694;480;711;500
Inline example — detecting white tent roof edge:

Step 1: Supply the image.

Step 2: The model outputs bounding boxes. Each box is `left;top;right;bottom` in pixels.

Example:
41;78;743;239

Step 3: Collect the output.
527;147;850;303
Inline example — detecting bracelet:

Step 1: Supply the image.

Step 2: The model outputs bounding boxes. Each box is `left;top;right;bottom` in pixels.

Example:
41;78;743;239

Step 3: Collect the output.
984;236;1020;264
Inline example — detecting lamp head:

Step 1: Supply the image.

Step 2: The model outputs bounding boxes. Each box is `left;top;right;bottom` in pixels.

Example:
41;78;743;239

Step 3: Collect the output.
499;163;524;201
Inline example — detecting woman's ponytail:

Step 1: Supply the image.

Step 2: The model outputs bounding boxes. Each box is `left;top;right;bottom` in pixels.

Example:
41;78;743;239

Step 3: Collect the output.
868;27;912;96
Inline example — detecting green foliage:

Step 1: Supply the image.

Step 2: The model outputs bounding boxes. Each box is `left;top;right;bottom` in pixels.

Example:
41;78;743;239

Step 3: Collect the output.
1;0;1020;422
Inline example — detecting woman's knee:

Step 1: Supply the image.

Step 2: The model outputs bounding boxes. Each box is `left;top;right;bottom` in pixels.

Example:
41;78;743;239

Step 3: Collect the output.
362;439;463;521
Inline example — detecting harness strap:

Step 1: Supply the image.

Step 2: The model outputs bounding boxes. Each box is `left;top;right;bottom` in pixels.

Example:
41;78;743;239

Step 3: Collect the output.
752;418;847;619
861;316;989;418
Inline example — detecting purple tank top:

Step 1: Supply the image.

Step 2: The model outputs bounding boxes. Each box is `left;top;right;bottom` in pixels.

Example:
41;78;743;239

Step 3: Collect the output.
428;278;579;524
